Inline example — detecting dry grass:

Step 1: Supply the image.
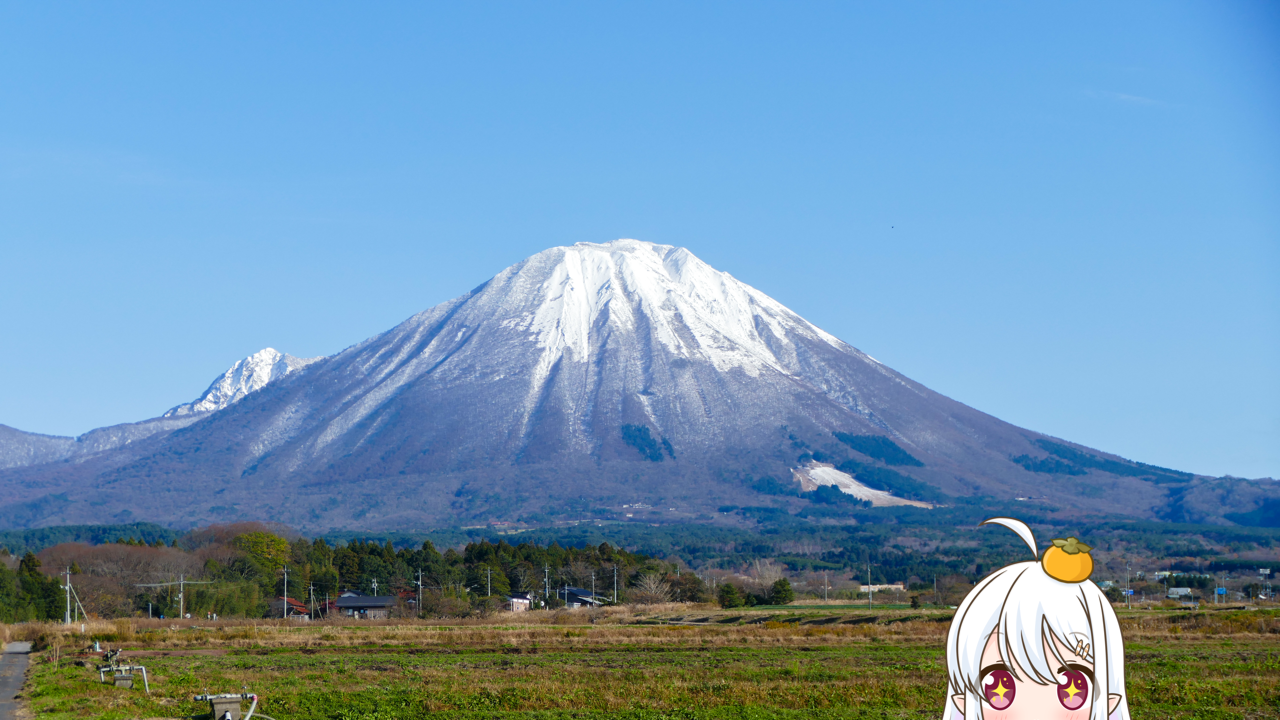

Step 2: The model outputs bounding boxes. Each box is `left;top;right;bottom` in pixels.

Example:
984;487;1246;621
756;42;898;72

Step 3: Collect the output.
10;606;1280;720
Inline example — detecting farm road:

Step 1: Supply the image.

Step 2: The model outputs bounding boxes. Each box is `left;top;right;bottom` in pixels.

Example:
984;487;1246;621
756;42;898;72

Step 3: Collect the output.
0;642;30;720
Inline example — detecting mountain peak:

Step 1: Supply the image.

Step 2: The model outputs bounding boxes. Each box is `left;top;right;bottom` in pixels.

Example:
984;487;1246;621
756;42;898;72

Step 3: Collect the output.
164;348;321;417
487;239;844;376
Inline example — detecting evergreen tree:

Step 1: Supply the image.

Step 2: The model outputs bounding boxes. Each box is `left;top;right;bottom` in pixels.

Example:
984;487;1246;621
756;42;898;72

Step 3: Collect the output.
18;552;62;620
768;578;794;605
717;583;744;609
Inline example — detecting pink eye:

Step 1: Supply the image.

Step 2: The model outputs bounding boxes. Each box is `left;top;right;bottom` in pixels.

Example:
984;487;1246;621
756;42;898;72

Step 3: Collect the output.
982;669;1017;710
1057;668;1090;710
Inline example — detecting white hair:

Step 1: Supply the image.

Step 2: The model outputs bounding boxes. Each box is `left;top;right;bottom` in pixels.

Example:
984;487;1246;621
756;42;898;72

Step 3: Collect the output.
942;518;1130;720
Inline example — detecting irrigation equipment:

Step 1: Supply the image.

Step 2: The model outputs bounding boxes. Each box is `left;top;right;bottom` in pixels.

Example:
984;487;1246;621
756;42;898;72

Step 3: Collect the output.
96;649;150;694
194;691;277;720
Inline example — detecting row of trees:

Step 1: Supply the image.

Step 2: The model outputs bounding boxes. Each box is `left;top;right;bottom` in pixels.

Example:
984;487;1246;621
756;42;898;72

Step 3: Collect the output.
7;524;746;620
716;578;794;608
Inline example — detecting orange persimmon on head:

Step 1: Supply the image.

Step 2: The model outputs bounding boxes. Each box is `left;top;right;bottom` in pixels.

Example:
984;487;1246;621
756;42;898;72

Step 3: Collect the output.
1042;536;1094;583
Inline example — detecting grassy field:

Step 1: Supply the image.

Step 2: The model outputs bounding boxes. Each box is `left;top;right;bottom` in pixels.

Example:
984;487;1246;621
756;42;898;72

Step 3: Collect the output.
7;606;1280;720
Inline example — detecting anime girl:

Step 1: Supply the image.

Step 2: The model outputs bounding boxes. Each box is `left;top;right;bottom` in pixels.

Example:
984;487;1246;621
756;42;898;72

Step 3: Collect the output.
943;517;1129;720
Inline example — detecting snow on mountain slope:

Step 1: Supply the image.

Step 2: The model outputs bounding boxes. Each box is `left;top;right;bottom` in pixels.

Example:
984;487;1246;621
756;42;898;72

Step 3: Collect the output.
515;240;845;375
0;417;205;470
0;425;76;470
1;238;1260;531
165;348;322;417
287;239;895;461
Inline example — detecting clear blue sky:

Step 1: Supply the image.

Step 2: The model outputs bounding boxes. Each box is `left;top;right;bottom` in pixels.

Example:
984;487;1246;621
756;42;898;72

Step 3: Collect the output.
1;3;1276;478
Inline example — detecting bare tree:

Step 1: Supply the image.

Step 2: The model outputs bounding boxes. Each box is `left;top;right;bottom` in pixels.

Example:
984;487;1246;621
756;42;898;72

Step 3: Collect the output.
629;573;671;604
509;562;536;593
564;561;595;588
752;559;783;585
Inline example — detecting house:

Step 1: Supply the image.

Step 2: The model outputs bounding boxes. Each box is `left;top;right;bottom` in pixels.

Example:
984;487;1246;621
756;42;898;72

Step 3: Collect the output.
267;597;311;619
1167;587;1193;599
506;592;532;612
335;592;399;619
861;583;905;594
558;587;604;609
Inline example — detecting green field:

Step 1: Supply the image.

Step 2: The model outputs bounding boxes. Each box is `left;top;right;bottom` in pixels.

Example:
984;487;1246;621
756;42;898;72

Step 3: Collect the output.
11;607;1280;720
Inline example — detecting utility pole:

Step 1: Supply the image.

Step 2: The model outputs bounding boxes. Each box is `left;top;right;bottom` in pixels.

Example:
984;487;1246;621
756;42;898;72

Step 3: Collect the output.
591;572;596;602
138;574;210;619
308;583;316;621
416;570;424;616
64;567;72;625
283;567;289;619
823;571;828;603
613;565;618;604
487;567;492;597
867;560;872;610
372;578;379;595
544;565;550;607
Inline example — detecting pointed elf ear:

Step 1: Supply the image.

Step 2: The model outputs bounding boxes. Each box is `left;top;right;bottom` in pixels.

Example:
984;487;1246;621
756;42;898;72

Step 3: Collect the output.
952;694;966;715
1108;694;1122;715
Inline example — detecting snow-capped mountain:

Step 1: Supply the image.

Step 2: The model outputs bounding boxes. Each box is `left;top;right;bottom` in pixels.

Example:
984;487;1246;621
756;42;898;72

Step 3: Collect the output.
165;348;320;417
0;240;1270;531
0;348;316;470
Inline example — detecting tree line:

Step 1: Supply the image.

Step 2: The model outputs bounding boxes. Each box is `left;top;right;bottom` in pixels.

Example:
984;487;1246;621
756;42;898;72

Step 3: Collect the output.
2;523;735;620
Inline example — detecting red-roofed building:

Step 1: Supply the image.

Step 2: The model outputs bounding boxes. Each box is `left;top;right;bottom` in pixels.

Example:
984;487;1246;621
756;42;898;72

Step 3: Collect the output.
267;596;311;619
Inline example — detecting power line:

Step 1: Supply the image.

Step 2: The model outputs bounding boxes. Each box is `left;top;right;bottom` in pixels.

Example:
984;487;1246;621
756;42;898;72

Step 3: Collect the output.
136;574;212;619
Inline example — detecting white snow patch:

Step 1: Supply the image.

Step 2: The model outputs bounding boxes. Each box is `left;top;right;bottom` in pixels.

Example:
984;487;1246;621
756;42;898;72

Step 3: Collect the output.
793;463;933;508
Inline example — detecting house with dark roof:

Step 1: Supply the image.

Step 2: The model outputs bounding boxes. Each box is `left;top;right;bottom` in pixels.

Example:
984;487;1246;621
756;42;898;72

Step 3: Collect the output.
336;592;399;619
558;587;604;609
505;592;532;612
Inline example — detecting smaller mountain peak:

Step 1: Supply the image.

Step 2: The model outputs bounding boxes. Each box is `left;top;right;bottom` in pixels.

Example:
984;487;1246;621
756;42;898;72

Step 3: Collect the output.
164;348;322;417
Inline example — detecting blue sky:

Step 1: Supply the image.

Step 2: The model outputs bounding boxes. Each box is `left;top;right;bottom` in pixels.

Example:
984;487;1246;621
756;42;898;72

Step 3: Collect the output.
1;3;1277;478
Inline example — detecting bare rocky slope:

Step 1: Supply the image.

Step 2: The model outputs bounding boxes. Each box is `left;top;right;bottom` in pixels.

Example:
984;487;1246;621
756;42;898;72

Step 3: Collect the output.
0;240;1272;532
